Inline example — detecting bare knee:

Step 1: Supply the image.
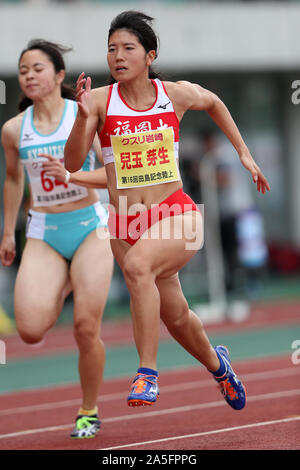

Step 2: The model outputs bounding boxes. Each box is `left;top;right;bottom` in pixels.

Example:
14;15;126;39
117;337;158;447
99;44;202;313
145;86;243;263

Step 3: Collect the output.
15;304;58;345
17;323;46;345
123;252;153;289
73;316;101;351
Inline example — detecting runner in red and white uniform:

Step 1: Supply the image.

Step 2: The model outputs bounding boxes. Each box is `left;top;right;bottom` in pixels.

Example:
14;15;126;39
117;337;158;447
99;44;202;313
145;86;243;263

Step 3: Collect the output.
100;76;199;245
65;11;270;410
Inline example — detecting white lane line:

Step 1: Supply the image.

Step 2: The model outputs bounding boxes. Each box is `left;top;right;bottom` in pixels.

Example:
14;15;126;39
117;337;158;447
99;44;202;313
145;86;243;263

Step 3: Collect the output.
100;416;300;450
0;388;299;440
0;366;298;417
0;352;291;398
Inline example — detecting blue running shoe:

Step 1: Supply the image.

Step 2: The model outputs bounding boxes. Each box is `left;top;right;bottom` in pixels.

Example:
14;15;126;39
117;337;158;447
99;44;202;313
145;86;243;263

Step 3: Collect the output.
212;345;247;410
128;373;159;407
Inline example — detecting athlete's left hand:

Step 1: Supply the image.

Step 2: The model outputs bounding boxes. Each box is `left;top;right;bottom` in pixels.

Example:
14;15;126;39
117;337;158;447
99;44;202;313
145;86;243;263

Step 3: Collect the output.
239;150;270;194
39;154;70;183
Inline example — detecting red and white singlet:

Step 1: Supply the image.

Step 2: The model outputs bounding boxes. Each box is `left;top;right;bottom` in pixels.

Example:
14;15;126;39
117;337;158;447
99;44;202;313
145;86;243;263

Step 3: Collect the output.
99;79;180;189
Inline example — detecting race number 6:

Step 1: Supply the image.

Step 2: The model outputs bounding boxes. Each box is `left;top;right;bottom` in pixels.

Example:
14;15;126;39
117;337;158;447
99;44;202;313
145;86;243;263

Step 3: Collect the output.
41;170;54;192
41;170;68;191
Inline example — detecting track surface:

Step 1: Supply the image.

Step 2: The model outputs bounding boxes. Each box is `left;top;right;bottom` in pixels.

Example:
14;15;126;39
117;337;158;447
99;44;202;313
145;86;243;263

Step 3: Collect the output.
0;300;299;450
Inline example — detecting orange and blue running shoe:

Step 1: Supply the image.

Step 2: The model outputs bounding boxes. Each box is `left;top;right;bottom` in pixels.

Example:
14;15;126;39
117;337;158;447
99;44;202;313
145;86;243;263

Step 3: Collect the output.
212;345;246;410
127;372;159;407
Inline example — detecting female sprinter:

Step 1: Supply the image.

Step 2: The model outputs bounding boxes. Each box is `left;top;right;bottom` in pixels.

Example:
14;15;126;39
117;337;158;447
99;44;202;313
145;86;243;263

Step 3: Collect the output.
0;40;113;439
65;12;270;412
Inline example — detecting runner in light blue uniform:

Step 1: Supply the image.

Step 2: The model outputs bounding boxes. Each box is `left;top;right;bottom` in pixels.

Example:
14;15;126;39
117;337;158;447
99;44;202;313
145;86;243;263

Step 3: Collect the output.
0;40;113;439
19;97;108;260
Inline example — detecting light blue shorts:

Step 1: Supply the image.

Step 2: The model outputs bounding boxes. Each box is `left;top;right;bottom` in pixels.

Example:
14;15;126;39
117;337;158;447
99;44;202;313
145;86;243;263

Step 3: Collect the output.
26;201;108;260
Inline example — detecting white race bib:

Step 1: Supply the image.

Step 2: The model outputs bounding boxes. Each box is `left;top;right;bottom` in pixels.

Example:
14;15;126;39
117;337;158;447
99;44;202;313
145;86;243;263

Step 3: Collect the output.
25;157;88;207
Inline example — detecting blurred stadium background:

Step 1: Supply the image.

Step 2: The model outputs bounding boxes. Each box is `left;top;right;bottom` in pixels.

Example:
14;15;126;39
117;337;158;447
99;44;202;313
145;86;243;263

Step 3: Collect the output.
0;0;300;333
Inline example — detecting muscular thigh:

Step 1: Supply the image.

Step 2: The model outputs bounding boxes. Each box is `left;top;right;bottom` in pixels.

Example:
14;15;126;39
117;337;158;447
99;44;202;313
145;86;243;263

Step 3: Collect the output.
110;238;131;271
14;238;69;329
70;229;113;317
130;211;203;279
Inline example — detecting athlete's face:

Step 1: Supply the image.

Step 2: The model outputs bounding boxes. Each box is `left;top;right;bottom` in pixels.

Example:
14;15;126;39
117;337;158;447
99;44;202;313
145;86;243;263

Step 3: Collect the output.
18;49;64;100
107;29;155;82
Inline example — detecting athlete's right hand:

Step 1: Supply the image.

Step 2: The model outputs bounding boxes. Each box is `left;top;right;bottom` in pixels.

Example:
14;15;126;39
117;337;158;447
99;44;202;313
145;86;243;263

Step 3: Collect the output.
0;235;16;267
76;72;92;119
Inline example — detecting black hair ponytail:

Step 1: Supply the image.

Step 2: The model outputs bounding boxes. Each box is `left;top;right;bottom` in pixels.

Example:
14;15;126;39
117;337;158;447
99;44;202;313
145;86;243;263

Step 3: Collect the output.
18;39;75;111
107;10;163;84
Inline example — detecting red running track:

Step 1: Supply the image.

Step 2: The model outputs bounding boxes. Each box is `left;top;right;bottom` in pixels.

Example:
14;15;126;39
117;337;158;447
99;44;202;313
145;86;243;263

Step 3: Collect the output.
0;354;299;450
2;299;300;360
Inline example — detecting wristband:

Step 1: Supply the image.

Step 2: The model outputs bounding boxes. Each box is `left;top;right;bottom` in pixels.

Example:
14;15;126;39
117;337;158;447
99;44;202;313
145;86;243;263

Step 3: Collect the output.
64;170;71;184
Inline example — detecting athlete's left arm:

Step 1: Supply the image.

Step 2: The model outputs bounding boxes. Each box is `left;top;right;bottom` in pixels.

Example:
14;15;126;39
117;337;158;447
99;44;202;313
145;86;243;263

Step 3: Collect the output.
177;81;270;194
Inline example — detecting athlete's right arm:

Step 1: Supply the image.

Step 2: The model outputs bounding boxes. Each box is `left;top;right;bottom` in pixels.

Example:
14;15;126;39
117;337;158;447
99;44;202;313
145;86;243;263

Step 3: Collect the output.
64;73;100;173
0;118;24;267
